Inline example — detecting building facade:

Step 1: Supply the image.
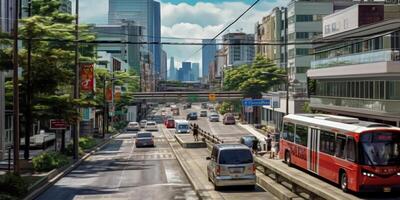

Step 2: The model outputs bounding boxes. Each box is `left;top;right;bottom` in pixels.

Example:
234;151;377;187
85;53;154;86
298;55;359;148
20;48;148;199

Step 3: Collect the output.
161;50;167;80
308;5;400;127
191;63;200;81
222;33;255;67
108;0;161;79
202;39;217;82
181;62;192;82
93;21;144;74
168;57;176;80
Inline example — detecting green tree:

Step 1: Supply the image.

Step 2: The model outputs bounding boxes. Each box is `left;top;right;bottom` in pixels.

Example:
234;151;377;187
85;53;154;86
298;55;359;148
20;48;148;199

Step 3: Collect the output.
223;55;285;98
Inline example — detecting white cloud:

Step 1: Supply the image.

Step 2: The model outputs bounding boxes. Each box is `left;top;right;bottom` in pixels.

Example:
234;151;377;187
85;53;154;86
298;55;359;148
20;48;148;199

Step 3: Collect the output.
72;0;108;24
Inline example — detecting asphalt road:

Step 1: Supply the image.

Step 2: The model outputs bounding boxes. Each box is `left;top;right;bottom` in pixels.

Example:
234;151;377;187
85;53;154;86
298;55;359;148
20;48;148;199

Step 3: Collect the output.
36;131;198;200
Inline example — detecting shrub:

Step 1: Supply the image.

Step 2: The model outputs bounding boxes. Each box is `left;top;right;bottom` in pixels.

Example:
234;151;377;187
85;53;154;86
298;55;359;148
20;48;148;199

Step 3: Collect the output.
0;173;29;198
65;144;84;157
79;136;97;150
32;151;70;172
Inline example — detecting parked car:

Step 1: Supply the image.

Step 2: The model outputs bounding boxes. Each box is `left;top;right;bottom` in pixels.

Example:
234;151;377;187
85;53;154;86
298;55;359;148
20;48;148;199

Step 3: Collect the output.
208;113;219;122
206;144;256;190
165;119;175;128
135;132;154;147
223;113;236;125
126;122;140;132
186;112;198;120
200;110;208;117
139;120;147;128
145;121;158;131
239;135;258;149
175;120;190;134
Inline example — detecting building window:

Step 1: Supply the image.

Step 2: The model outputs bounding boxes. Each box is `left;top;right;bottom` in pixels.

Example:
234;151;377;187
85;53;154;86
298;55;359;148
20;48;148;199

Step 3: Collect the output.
296;32;309;39
320;130;335;155
335;134;347;159
283;122;295;142
296;15;313;22
296;48;310;56
295;124;308;147
347;137;356;162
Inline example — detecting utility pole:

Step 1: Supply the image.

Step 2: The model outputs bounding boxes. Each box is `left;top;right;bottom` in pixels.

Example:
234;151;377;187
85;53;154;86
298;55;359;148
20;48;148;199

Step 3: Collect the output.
283;7;289;116
13;0;20;174
102;77;106;138
72;0;80;159
24;0;32;160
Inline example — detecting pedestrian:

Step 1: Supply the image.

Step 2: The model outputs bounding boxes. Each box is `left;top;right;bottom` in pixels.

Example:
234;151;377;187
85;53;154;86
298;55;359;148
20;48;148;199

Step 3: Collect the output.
252;138;259;154
193;124;199;141
265;134;272;158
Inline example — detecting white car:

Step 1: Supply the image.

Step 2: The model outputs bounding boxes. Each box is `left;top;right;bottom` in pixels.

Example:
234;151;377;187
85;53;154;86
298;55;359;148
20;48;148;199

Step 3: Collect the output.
140;120;147;128
145;121;158;131
126;122;140;132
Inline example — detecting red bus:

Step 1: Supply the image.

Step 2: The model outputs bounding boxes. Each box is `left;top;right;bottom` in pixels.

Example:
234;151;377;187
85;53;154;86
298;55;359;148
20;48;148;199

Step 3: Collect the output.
279;114;400;193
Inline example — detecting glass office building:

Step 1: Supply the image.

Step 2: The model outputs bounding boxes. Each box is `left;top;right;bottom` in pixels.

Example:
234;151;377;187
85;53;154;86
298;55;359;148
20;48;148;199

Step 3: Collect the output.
108;0;161;76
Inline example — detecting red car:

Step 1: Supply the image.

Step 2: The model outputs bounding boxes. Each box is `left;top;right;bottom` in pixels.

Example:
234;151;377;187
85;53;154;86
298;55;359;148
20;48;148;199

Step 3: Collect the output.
165;119;175;128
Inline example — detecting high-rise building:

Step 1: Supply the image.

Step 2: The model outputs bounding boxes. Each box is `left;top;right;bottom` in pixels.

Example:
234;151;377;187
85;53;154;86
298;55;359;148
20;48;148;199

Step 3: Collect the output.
108;0;161;77
222;33;255;67
93;21;144;74
21;0;72;16
161;50;167;80
308;5;400;127
202;39;217;82
181;62;191;82
168;57;176;80
191;63;200;81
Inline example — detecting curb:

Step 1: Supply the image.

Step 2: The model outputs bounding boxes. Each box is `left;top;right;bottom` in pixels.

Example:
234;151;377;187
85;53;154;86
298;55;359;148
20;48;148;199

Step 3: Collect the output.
175;135;207;148
23;133;121;200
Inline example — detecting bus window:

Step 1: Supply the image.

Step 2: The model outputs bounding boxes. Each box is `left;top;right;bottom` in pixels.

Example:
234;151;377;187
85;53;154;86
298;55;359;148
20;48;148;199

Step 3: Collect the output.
320;130;335;155
283;122;295;142
295;124;308;147
335;134;346;159
346;137;356;162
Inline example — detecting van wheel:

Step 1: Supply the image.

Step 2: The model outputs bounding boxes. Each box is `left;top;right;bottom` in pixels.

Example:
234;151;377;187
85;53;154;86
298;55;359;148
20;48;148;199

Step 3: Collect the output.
340;171;348;192
285;151;292;167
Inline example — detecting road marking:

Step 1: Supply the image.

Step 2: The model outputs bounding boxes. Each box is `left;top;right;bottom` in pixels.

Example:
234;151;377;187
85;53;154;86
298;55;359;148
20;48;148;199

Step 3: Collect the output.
116;138;136;191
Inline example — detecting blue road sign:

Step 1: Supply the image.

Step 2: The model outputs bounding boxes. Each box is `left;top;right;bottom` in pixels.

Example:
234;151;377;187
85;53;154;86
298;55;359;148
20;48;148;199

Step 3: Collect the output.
242;99;271;107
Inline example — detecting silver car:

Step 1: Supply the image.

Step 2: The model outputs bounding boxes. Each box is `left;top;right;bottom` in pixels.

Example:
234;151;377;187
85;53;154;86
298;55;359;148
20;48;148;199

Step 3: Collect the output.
208;113;219;122
206;144;256;190
135;132;154;147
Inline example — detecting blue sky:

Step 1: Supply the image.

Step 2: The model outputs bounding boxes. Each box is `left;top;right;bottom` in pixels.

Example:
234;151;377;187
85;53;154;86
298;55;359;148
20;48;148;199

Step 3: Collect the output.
76;0;288;71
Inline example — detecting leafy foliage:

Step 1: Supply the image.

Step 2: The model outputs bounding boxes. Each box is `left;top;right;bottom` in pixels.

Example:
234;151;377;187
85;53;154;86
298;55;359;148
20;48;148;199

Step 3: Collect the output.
223;55;285;98
0;173;29;198
79;136;97;150
32;151;70;172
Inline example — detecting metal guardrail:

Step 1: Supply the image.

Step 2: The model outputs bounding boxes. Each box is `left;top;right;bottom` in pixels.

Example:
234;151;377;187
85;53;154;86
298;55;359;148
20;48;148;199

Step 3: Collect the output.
189;124;224;144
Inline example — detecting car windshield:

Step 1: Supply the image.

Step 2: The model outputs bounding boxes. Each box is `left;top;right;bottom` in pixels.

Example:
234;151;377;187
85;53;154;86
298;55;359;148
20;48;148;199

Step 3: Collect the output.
360;131;400;166
219;149;253;164
178;125;188;129
137;133;152;138
147;122;156;126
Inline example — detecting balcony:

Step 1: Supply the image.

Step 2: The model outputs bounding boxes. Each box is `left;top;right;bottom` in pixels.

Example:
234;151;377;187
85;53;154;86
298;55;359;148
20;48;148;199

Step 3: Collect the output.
311;50;400;69
310;96;400;114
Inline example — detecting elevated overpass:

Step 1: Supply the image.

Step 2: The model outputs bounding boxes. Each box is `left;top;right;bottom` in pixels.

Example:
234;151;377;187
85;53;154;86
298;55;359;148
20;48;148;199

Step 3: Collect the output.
132;91;243;102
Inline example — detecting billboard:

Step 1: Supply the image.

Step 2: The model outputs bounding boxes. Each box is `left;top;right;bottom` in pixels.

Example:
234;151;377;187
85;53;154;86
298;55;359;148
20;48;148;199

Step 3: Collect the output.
80;63;95;92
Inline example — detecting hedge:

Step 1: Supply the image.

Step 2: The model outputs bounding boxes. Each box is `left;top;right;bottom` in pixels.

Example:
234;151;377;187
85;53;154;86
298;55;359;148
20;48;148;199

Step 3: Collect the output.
32;151;70;172
0;173;29;198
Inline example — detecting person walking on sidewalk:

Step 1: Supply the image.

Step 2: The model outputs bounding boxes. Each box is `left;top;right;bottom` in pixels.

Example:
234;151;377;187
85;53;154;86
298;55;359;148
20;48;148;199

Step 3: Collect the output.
265;134;273;158
193;124;199;141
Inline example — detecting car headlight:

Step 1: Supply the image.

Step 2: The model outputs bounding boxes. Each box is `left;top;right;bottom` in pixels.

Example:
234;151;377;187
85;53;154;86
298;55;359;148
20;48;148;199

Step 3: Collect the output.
397;172;400;176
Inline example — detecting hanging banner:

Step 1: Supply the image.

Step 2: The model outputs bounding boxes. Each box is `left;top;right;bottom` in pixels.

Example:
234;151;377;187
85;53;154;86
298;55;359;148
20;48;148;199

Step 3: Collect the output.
106;86;113;102
114;86;122;102
80;63;95;92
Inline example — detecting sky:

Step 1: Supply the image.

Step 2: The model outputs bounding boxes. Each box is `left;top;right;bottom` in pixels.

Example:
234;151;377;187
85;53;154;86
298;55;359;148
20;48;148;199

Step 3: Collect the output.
74;0;288;74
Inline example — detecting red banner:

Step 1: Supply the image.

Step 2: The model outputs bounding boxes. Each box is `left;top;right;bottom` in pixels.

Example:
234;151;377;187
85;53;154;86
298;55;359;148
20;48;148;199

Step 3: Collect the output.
80;63;95;92
106;87;113;102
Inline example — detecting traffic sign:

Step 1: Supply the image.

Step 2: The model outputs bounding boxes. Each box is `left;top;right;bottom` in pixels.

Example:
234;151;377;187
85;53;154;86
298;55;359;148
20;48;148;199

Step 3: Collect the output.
188;94;198;102
245;106;253;113
209;93;217;102
242;99;271;107
50;119;68;130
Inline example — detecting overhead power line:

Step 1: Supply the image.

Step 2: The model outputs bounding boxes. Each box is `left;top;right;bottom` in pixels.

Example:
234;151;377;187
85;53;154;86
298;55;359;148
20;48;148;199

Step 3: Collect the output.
184;0;262;61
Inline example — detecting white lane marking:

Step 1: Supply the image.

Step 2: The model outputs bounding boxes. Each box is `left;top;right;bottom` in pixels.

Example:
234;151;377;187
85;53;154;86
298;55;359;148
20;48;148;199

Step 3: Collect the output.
116;136;136;191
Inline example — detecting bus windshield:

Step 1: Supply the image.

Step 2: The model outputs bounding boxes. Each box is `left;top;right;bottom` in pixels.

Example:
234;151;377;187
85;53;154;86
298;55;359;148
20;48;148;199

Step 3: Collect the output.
360;131;400;166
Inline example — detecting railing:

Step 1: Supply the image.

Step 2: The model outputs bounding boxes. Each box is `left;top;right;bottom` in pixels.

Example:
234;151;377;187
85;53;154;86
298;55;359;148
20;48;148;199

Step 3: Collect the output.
310;96;400;113
311;49;400;69
189;123;224;144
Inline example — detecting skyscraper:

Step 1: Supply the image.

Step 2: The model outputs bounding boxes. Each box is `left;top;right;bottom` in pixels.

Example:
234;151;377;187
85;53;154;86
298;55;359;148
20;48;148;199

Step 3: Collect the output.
161;50;167;80
222;33;255;67
168;57;176;80
191;63;200;81
202;39;217;82
108;0;161;76
181;62;191;82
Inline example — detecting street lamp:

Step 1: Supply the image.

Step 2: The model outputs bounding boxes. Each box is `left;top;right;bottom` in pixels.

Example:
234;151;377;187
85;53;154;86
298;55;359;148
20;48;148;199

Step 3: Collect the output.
261;72;289;115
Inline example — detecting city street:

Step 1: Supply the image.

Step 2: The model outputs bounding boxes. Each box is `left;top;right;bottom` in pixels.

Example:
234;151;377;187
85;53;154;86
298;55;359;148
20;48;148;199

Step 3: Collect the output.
36;131;198;200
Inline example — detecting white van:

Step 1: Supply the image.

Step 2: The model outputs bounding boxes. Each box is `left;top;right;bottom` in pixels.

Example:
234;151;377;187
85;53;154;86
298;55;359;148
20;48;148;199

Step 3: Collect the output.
175;120;190;134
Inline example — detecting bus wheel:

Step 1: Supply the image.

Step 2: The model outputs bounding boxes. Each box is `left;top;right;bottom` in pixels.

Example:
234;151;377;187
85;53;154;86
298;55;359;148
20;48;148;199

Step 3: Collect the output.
340;172;348;192
285;151;292;167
